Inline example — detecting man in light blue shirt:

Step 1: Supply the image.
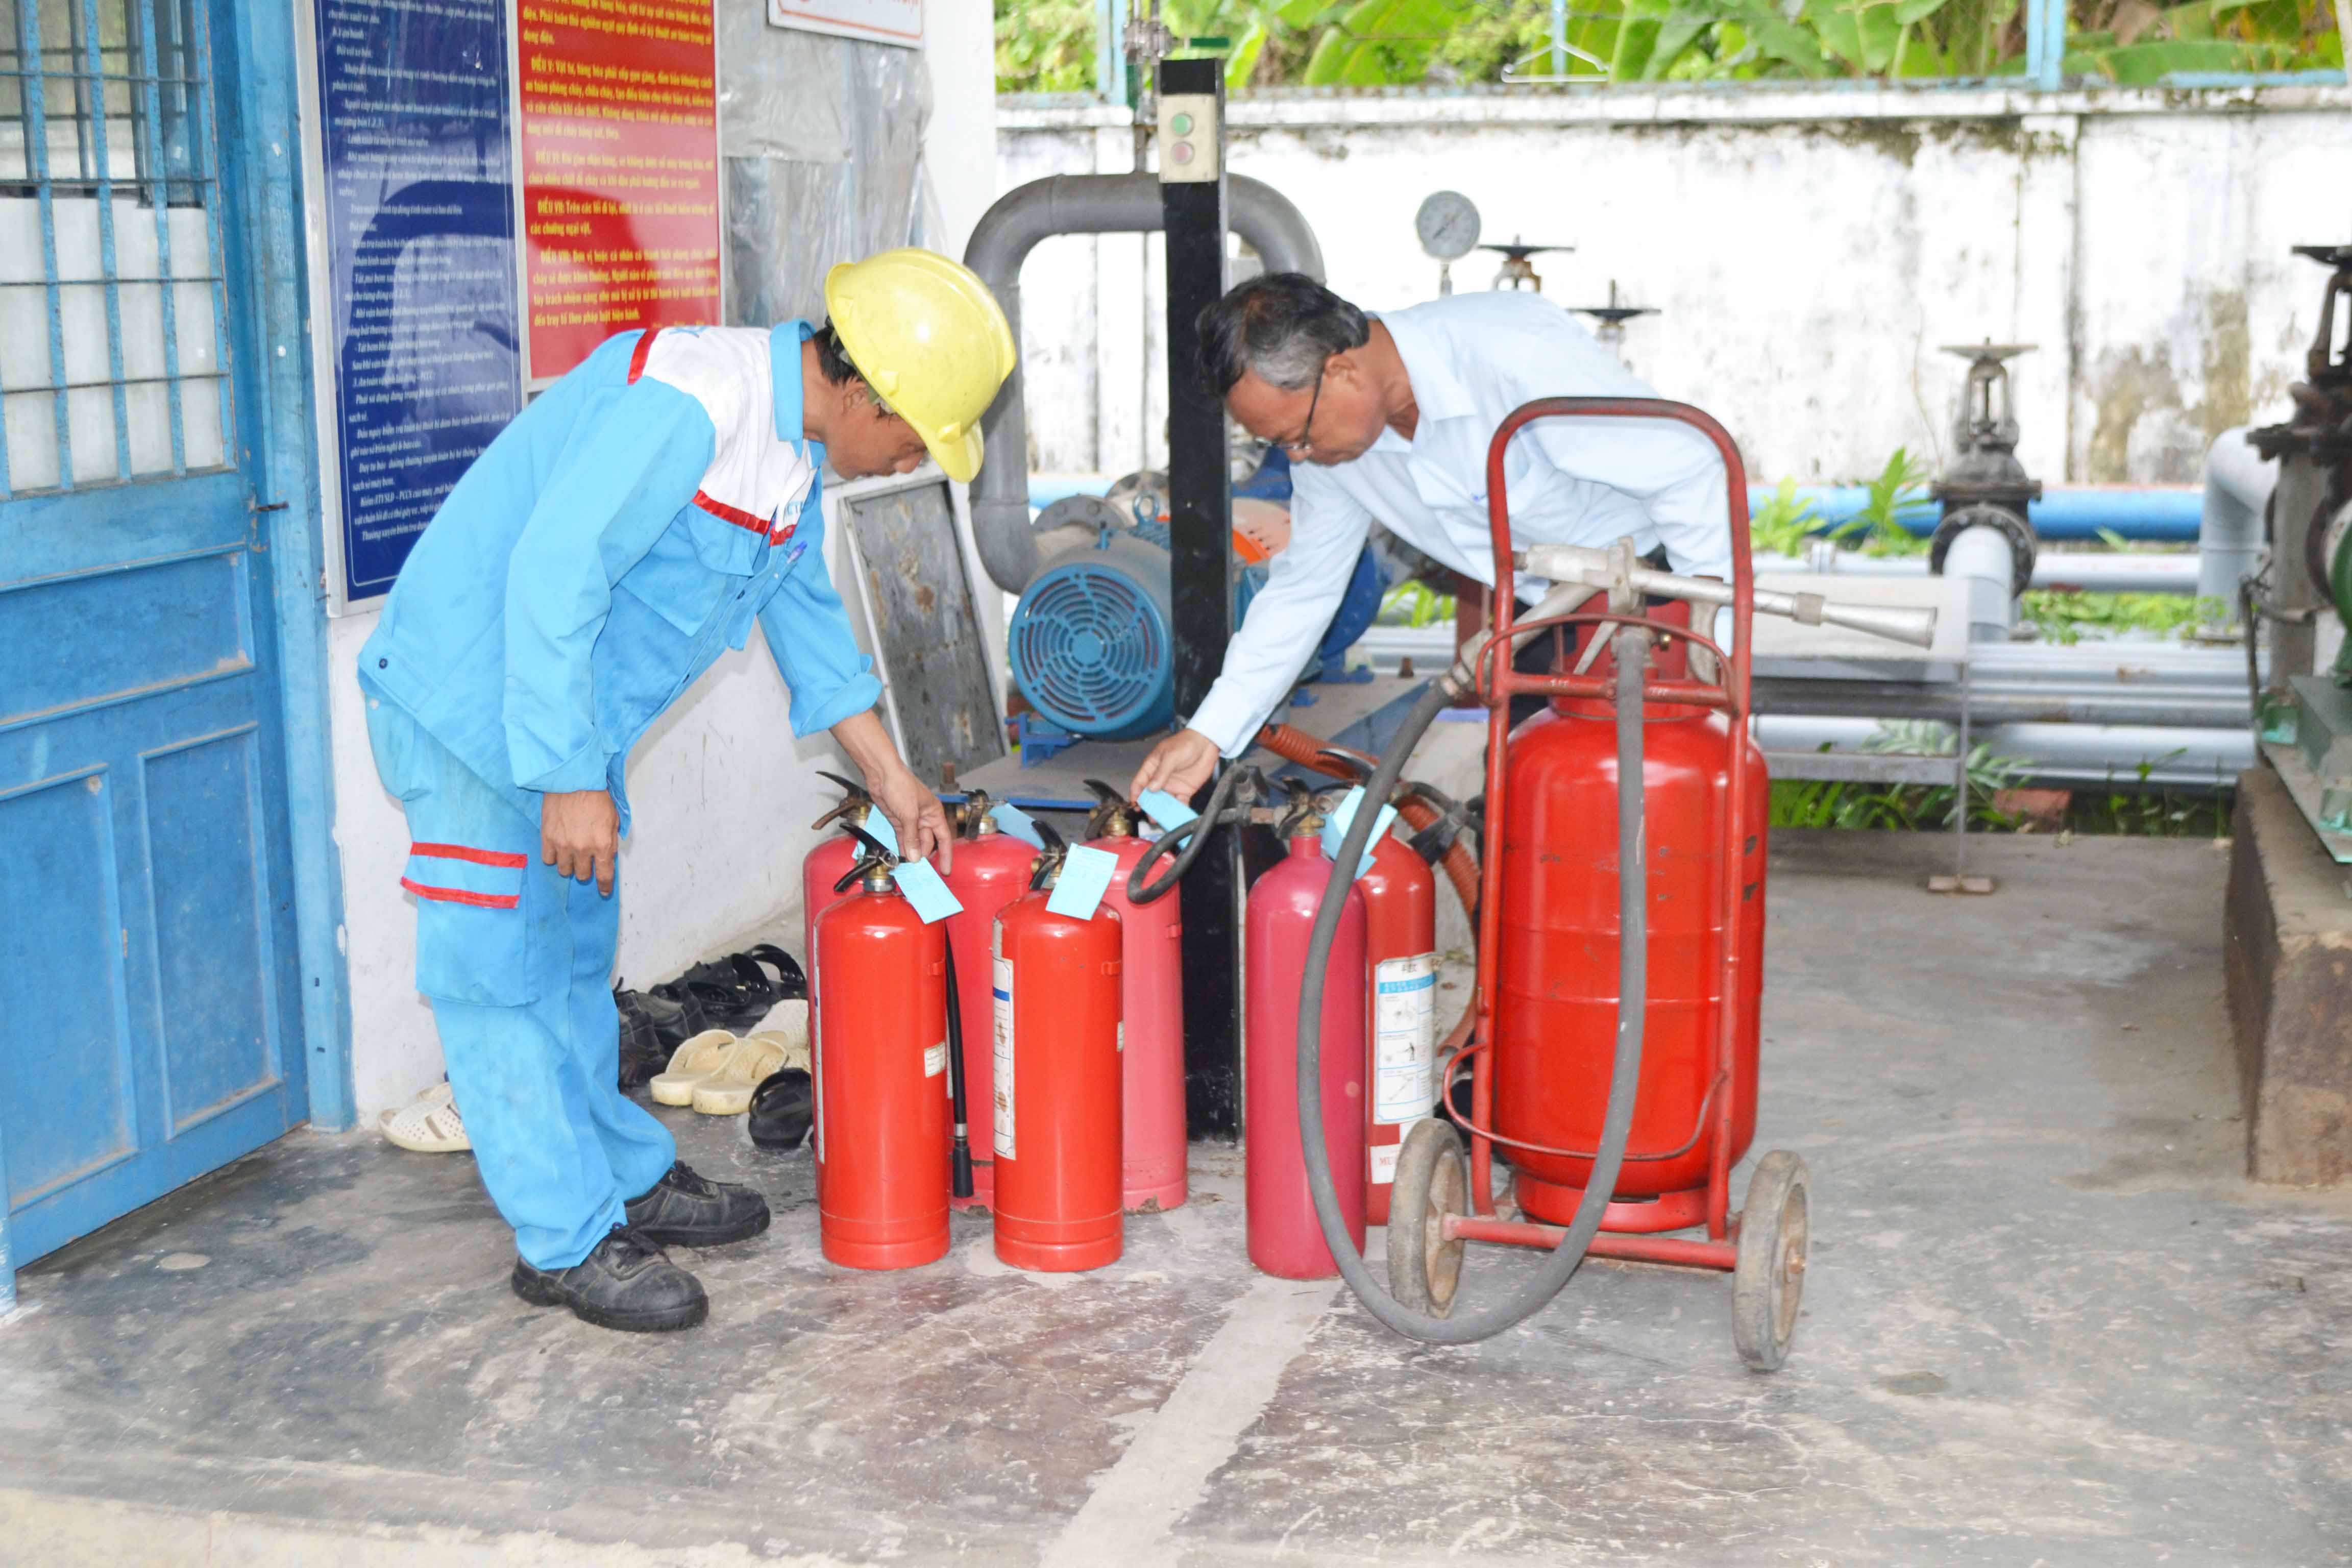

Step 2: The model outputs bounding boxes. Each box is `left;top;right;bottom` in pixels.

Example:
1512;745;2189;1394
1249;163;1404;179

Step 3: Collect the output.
1131;274;1730;802
361;249;1016;1331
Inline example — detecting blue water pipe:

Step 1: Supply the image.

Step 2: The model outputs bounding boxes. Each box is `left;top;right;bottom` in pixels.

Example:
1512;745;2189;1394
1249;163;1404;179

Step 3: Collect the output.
1026;476;2205;543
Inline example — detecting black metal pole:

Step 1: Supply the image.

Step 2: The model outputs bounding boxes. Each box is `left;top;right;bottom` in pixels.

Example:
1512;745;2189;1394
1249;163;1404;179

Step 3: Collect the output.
1159;55;1243;1141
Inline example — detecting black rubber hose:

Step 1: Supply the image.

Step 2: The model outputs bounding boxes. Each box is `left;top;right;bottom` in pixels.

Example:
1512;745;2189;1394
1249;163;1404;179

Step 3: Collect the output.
1294;631;1653;1343
1128;764;1248;905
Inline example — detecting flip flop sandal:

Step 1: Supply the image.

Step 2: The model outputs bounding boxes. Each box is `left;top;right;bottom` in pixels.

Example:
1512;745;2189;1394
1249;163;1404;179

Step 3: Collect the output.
691;1036;790;1116
745;1004;810;1073
748;1068;813;1150
649;1030;740;1107
381;1082;471;1153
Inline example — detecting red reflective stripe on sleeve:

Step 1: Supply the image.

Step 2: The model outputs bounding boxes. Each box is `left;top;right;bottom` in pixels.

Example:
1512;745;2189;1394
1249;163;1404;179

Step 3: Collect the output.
401;877;522;911
626;330;657;383
694;491;770;535
409;841;529;869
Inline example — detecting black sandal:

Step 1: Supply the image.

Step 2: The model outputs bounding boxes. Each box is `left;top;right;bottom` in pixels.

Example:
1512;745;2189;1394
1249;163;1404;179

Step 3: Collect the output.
748;1068;813;1150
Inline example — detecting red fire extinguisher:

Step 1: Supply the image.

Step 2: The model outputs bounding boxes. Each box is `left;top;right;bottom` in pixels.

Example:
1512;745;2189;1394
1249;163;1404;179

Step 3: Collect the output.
938;790;1036;1211
1356;822;1438;1226
813;836;951;1270
1307;755;1440;1226
1496;626;1770;1231
1083;780;1186;1213
991;824;1124;1272
1246;789;1368;1280
803;770;873;972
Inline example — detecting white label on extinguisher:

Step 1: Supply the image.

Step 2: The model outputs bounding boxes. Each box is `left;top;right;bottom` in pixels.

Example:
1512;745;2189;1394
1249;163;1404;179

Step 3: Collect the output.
925;1041;947;1079
992;955;1016;1160
1373;951;1440;1124
1369;1142;1402;1186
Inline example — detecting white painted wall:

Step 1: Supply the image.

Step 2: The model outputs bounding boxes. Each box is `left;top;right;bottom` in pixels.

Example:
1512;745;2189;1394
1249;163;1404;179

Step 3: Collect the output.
998;82;2352;490
321;19;999;1119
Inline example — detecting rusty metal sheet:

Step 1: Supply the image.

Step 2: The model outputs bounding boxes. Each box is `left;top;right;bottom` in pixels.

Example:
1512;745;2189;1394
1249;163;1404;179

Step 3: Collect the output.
841;480;1007;786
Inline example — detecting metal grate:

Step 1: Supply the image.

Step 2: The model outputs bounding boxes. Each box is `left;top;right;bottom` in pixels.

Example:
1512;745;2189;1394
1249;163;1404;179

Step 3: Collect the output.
1;0;231;497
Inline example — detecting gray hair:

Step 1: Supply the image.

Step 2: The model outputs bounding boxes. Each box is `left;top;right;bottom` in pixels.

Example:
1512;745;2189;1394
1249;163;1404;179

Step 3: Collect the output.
1195;273;1371;396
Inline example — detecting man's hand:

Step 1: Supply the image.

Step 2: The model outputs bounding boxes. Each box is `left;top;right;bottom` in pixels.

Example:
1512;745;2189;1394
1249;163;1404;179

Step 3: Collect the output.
829;708;953;871
542;788;620;895
1130;727;1222;806
870;762;954;871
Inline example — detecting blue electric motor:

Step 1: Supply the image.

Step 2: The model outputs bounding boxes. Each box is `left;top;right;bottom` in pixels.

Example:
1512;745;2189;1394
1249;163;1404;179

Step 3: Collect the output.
1008;451;1388;741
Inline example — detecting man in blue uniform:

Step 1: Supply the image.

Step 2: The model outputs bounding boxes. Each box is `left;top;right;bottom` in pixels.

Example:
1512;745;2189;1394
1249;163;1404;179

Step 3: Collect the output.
360;249;1017;1331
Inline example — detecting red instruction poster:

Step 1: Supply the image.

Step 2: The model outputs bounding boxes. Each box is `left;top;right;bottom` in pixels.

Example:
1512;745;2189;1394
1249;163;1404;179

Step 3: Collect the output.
516;0;721;379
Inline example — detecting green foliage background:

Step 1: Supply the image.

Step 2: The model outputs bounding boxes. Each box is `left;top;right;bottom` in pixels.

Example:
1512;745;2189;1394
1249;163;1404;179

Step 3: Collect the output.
997;0;2341;91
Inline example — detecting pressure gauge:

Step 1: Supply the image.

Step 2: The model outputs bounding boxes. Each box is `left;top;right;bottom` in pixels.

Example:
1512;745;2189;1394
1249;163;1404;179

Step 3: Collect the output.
1415;190;1482;262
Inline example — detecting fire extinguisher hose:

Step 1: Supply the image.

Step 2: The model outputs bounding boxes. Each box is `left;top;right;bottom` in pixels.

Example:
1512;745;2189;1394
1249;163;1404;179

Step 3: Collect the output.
1294;627;1652;1344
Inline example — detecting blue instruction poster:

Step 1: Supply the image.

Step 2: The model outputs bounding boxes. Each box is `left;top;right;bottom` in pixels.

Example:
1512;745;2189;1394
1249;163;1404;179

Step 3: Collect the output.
314;0;522;602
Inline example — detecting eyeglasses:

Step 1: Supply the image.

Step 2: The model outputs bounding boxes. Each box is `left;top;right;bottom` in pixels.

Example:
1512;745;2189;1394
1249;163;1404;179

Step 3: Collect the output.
1276;361;1328;457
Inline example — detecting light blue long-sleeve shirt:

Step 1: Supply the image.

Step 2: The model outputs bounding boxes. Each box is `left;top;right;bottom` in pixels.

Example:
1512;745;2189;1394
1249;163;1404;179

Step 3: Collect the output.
359;320;881;828
1187;292;1733;754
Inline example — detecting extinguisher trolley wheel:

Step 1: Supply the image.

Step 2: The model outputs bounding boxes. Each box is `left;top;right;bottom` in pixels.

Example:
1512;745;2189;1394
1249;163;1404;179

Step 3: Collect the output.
1731;1150;1809;1371
1387;1117;1472;1316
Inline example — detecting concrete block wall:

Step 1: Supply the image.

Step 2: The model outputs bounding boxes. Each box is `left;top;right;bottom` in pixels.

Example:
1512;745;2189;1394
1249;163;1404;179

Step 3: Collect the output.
999;83;2352;491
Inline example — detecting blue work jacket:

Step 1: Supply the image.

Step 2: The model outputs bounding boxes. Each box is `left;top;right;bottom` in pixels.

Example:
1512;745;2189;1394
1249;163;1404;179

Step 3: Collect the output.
359;320;881;829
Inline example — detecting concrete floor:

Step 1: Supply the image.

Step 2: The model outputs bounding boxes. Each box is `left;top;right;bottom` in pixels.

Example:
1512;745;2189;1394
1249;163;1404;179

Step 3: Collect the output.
6;830;2351;1565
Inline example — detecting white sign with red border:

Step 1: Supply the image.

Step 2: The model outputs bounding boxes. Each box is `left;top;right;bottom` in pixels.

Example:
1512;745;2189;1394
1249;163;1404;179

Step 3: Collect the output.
768;0;921;47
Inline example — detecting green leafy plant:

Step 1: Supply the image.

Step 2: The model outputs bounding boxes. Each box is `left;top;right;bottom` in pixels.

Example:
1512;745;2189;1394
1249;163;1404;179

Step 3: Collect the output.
998;0;2338;92
2020;590;2228;644
997;0;1099;91
1750;478;1834;557
1852;447;1935;557
1377;579;1458;626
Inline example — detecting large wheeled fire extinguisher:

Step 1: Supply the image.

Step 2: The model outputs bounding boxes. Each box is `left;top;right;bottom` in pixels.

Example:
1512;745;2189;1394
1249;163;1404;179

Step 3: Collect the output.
1244;788;1368;1281
1082;779;1186;1213
991;823;1125;1272
1291;397;1938;1366
938;790;1036;1211
813;835;951;1271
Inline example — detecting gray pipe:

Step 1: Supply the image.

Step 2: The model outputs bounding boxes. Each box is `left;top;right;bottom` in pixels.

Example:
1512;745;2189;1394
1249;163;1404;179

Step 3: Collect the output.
2198;426;2274;606
1943;524;2020;642
1754;715;2252;788
963;173;1326;593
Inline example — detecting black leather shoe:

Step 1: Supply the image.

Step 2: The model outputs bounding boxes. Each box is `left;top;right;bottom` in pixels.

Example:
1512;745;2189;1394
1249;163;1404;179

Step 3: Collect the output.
624;1161;771;1247
511;1227;707;1333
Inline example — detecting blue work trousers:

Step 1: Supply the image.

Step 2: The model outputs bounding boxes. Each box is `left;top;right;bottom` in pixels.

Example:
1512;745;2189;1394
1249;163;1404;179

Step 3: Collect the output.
366;698;675;1269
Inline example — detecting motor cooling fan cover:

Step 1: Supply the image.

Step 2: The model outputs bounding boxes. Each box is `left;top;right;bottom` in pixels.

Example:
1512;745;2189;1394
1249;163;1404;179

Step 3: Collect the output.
1008;535;1177;739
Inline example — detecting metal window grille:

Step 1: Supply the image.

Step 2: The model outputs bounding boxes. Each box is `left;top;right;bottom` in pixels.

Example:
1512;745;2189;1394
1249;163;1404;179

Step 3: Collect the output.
1;0;232;498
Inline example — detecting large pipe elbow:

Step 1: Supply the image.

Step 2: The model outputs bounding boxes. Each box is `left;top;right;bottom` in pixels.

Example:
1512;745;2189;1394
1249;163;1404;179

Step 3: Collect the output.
962;172;1324;593
2198;426;2274;605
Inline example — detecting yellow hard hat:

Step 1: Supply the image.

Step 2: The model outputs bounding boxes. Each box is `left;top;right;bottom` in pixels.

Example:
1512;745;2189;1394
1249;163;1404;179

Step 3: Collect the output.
824;248;1018;484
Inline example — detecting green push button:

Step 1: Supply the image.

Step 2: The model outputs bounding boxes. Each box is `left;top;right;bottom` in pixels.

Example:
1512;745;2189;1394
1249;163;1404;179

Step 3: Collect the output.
1171;111;1193;135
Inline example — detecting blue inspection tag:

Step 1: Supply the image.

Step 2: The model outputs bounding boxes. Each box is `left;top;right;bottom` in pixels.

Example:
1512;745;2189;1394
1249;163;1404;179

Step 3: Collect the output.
1047;844;1119;921
989;801;1045;848
891;860;963;923
862;808;900;859
1320;787;1398;882
1137;789;1198;842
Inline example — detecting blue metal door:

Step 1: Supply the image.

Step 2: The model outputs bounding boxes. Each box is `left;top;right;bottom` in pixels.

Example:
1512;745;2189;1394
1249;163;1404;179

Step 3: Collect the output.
1;0;309;1286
